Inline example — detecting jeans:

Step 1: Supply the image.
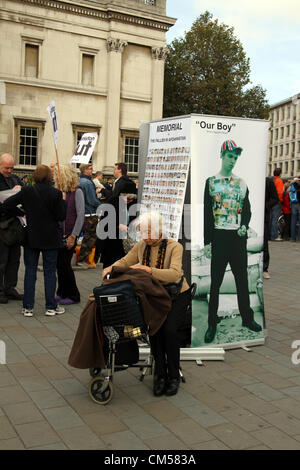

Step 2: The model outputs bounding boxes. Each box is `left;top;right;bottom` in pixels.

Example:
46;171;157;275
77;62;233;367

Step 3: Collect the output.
291;203;300;240
23;246;58;310
269;203;281;240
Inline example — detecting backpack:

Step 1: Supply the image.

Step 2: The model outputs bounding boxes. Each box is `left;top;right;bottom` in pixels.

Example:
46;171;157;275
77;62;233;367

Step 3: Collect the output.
289;183;299;203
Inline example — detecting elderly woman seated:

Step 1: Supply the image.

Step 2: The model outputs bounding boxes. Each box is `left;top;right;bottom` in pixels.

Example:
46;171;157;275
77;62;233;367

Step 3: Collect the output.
102;212;189;397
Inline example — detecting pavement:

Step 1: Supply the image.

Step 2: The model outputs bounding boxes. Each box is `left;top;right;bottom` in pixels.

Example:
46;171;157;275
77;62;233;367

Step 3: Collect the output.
0;240;300;451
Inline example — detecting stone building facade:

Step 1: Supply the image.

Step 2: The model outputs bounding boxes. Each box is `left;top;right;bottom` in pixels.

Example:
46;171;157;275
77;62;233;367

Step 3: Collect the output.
267;94;300;179
0;0;175;175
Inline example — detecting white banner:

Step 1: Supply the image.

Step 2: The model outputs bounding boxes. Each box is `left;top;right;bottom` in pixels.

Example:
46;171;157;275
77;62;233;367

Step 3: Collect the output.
47;100;59;149
140;117;191;240
190;114;269;349
71;132;98;164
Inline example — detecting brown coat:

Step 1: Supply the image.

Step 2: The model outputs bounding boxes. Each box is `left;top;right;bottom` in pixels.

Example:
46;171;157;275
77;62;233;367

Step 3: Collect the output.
68;299;106;370
103;265;172;335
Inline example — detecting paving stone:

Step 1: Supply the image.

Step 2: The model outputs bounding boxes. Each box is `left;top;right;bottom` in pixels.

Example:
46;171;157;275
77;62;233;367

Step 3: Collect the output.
208;422;261;450
0;437;26;449
82;410;127;436
251;427;300;450
28;389;67;410
101;430;149;450
41;406;84;430
15;420;61;448
181;402;228;428
0;385;31;406
0;416;17;439
279;386;300;401
190;439;230;450
220;407;270;432
3;402;44;425
142;399;187;423
244;383;286;401
262;411;300;436
18;375;53;393
50;378;87;396
0;368;17;387
123;414;169;440
57;425;107;450
144;434;190;450
232;395;278;415
271;398;300;420
8;362;40;378
164;417;214;445
192;390;240;414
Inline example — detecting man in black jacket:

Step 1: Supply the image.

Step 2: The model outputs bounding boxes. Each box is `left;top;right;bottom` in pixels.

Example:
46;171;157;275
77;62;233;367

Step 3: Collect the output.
0;153;23;304
203;140;262;343
100;163;136;201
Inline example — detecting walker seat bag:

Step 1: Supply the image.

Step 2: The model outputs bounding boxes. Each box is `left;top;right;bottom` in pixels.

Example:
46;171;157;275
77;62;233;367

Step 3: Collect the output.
93;280;145;329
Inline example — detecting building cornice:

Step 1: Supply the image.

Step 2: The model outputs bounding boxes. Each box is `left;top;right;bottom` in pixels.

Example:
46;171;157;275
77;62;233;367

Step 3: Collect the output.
10;0;176;31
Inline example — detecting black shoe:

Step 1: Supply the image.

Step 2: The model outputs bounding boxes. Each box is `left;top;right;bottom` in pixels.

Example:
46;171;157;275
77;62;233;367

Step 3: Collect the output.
153;377;167;397
5;289;23;301
242;319;262;332
0;295;8;304
204;325;217;343
165;378;180;396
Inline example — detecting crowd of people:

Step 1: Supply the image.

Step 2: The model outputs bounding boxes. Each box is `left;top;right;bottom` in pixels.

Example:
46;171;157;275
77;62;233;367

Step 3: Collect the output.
0;153;139;313
263;166;300;280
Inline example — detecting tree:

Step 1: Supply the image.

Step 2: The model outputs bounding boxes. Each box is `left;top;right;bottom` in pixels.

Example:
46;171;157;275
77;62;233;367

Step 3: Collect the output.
163;11;269;119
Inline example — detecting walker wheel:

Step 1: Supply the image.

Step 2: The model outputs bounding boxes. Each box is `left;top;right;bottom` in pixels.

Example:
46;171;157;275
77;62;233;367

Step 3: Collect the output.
88;376;114;405
89;367;102;378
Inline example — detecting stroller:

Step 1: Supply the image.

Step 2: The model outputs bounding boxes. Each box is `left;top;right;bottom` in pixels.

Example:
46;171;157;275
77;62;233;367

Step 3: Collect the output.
88;279;196;405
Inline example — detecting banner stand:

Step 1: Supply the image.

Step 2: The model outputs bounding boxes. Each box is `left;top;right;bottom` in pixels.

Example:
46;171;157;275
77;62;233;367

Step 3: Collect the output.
139;344;225;363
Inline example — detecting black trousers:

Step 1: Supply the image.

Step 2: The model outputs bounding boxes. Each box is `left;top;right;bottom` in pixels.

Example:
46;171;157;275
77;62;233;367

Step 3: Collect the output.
100;238;125;269
56;246;80;302
149;290;189;380
208;230;254;327
0;241;21;296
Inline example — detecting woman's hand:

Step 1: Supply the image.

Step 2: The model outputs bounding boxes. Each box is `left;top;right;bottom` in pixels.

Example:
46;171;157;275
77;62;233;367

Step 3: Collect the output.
102;266;113;280
66;234;76;250
130;264;152;274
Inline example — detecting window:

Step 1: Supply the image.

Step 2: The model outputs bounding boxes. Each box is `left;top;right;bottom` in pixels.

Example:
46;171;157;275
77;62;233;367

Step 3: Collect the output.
281;108;285;120
275;129;278;140
287;125;290;137
82;54;94;86
285;162;288;173
124;136;139;173
280;127;284;138
14;117;45;167
298;160;300;171
22;36;43;78
274;146;278;158
286;143;289;155
25;44;39;78
280;145;283;157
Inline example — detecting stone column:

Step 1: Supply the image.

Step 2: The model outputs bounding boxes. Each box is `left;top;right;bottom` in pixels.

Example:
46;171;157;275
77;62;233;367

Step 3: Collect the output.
151;47;169;120
103;38;127;174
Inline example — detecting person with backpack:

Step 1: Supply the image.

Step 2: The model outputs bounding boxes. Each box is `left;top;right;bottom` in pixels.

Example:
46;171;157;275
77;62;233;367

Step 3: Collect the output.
269;168;284;241
290;177;300;241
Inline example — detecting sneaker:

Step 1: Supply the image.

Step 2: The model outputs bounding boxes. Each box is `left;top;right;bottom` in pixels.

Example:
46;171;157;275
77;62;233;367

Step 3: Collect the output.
274;237;283;241
22;308;33;317
45;305;65;316
263;271;270;279
59;298;78;305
